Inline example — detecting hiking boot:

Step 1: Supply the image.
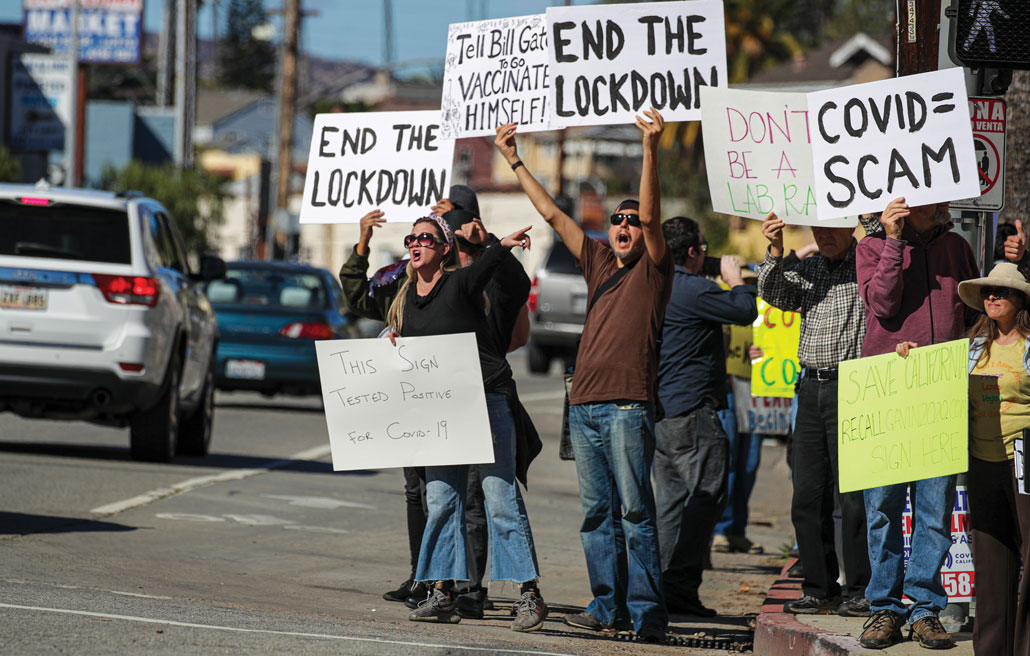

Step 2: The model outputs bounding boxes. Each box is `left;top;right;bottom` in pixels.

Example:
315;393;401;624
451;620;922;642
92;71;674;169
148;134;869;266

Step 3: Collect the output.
382;578;415;603
860;609;904;649
909;615;955;649
408;584;460;623
637;624;666;643
511;589;548;632
838;596;871;617
402;581;431;610
784;594;843;615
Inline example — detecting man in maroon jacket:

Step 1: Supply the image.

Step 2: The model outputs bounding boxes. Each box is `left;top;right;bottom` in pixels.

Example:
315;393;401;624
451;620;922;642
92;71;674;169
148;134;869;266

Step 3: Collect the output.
855;197;1025;649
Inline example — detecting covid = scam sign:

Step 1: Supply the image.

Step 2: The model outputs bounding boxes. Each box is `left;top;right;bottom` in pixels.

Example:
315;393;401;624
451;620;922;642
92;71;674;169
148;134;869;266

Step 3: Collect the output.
750;298;801;398
441;14;556;138
300;111;455;224
315;333;494;471
951;96;1006;212
809;68;979;220
701;87;857;227
545;0;726;128
22;0;143;64
903;486;974;602
837;339;969;494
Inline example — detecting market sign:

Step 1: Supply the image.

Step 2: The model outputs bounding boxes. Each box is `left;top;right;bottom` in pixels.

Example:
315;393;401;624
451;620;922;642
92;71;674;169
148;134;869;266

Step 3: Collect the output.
22;0;144;65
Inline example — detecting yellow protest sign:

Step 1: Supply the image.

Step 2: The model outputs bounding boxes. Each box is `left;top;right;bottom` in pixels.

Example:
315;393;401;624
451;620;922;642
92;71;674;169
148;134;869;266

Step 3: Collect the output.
726;324;753;379
837;339;969;493
751;298;801;397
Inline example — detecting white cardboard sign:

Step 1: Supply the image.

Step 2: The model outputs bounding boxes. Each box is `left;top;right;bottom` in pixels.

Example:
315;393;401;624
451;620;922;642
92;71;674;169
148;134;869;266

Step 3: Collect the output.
315;334;494;471
441;14;556;139
809;68;979;220
300;111;455;224
546;0;726;128
701;86;857;227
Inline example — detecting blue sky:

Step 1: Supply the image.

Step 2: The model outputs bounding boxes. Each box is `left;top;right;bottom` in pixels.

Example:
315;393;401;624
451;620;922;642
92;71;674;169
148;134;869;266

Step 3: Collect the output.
4;1;592;67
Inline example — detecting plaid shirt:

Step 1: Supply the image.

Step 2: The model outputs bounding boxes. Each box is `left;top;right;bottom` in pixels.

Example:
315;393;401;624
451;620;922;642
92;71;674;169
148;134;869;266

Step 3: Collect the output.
757;242;866;369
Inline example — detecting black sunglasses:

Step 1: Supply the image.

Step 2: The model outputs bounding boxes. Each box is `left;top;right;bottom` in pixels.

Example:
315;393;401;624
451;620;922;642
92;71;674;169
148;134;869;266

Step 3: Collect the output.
610;213;642;227
980;286;1016;300
403;232;445;249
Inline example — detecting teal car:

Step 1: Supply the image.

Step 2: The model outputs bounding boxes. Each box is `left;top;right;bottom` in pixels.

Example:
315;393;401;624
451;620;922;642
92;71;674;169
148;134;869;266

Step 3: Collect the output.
204;261;358;396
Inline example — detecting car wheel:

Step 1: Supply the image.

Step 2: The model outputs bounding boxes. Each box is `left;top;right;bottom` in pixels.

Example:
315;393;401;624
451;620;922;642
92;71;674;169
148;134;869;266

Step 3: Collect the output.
528;340;550;374
130;349;181;462
177;354;215;457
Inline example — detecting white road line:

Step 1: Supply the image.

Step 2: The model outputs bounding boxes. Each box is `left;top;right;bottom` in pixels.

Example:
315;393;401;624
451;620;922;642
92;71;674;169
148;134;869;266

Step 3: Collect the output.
516;390;566;403
108;591;173;600
90;444;332;516
0;602;580;656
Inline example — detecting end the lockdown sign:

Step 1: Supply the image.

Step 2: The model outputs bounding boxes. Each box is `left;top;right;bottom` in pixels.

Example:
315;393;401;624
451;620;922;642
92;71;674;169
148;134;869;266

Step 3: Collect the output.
837;339;969;493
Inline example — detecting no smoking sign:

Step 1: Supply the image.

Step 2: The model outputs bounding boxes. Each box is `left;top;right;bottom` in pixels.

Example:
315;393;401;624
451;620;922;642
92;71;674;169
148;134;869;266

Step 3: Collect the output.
953;97;1006;212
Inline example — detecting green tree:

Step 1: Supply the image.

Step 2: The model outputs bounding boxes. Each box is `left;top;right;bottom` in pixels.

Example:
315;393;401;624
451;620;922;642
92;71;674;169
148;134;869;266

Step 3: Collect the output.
99;162;228;254
219;0;275;92
0;147;23;183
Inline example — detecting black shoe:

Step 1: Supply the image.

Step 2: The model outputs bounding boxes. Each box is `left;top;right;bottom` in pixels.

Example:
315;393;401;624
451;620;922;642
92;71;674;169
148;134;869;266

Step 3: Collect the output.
786;562;805;578
838;596;871;617
564;611;628;632
637;624;666;643
784;594;843;615
666;594;718;618
455;588;485;619
403;581;431;610
383;578;415;603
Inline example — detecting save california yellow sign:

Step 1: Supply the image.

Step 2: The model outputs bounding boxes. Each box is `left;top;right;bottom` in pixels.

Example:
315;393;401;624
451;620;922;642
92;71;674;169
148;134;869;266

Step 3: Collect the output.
750;298;801;398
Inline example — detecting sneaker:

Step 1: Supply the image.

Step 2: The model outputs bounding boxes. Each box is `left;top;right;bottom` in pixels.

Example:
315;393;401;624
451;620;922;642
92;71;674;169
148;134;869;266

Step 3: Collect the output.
909;615;955;649
784;594;843;615
382;578;415;603
713;534;765;554
408;584;461;623
711;534;733;553
860;609;904;649
838;596;871;617
511;590;549;632
637;624;666;643
786;561;805;578
403;581;431;610
563;611;610;632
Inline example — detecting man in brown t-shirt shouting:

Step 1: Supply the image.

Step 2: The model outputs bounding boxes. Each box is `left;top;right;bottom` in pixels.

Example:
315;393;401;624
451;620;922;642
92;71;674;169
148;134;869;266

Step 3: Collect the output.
494;110;673;642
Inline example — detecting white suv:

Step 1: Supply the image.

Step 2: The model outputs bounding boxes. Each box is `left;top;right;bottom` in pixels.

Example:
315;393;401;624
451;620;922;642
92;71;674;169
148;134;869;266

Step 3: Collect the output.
0;183;225;462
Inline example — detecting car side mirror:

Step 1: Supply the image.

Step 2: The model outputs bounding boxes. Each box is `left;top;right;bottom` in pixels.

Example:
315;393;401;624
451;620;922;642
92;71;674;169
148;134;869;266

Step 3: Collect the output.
197;254;226;281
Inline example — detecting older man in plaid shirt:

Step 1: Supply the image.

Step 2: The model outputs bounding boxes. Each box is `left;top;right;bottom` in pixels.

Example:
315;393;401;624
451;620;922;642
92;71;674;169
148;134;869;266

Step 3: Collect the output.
757;212;870;617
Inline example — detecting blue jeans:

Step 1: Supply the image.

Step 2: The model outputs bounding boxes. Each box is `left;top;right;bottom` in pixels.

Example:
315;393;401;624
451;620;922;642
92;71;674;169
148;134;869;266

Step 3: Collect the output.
416;393;540;584
714;391;762;537
569;401;667;631
864;475;956;622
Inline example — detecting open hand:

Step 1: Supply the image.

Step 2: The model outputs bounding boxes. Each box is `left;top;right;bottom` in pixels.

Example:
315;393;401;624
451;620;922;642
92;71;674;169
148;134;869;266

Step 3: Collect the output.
357;210;385;255
431;198;455;216
635;108;665;150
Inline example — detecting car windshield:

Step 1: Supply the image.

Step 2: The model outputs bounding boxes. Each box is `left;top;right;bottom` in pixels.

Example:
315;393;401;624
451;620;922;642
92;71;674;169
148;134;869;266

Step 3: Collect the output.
205;268;328;308
0;201;131;264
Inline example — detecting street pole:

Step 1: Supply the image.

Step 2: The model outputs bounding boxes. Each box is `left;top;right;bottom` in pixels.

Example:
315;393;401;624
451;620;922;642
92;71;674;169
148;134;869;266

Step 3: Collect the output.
64;0;79;187
157;0;176;107
271;0;300;260
173;0;196;167
895;0;941;77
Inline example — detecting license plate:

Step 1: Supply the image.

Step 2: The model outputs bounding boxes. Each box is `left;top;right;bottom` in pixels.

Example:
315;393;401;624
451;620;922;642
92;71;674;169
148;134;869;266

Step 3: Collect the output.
225;359;266;380
571;294;587;315
0;285;47;311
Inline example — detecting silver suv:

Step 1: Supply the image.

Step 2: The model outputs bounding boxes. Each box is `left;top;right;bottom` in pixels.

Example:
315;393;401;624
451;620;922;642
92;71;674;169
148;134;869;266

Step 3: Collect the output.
0;183;225;461
527;232;608;374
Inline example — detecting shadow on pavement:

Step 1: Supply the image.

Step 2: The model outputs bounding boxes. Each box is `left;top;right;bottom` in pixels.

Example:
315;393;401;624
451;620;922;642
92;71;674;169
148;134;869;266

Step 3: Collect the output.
0;511;138;536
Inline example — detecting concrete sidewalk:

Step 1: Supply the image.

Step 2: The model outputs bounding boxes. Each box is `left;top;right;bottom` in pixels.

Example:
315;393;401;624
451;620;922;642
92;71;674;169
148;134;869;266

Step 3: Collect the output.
755;563;974;655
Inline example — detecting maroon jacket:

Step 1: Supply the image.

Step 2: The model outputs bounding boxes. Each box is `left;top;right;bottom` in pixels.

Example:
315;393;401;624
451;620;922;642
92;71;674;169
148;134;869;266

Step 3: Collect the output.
856;223;979;357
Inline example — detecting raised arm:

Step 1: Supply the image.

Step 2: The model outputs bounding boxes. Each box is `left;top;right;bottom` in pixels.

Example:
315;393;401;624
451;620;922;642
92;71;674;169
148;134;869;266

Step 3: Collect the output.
857;197;908;319
494;123;585;260
756;212;806;311
339;210;394;321
636;108;666;265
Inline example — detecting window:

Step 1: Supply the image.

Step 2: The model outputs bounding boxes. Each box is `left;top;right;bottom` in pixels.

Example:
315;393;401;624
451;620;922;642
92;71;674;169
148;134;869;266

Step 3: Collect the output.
0;201;131;264
205;267;328;308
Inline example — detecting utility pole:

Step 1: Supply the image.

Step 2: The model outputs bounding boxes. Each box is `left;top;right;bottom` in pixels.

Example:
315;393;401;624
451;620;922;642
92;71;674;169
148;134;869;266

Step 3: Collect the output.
896;0;941;76
65;0;80;186
383;0;394;67
271;0;300;260
173;0;197;167
554;0;571;202
157;0;176;106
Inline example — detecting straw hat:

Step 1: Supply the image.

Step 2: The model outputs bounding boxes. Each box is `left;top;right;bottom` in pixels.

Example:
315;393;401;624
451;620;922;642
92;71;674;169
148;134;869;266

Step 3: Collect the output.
957;262;1030;311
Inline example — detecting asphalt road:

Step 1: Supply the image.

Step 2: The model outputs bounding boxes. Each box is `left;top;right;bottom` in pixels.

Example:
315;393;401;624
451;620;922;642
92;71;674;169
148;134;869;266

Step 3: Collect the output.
0;351;792;655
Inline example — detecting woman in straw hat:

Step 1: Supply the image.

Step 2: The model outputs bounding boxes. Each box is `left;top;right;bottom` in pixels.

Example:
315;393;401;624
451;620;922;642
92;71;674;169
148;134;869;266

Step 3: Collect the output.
898;261;1030;655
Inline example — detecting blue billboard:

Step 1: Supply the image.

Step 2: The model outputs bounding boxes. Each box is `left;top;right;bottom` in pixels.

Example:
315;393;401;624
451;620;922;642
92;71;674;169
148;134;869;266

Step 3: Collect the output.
22;1;144;65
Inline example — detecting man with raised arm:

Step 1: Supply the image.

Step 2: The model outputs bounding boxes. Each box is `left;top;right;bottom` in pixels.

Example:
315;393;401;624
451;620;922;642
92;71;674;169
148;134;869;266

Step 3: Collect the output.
494;110;672;643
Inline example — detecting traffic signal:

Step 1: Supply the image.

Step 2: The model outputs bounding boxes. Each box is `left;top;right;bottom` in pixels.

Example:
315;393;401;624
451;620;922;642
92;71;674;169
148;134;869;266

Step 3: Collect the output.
948;0;1030;70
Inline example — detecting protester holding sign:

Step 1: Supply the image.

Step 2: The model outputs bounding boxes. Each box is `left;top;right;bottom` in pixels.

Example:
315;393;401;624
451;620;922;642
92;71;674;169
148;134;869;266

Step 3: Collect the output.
653;216;757;618
495;110;672;642
382;214;545;631
897;262;1030;655
855;197;990;649
757;212;871;618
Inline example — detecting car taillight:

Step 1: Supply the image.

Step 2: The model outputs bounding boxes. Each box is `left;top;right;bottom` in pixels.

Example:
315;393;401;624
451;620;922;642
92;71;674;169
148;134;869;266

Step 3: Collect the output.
279;321;334;340
93;274;160;306
18;196;51;206
528;276;539;312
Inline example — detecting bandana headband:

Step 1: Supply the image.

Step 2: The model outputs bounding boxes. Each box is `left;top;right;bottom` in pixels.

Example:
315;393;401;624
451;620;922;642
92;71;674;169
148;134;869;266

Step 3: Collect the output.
416;214;455;251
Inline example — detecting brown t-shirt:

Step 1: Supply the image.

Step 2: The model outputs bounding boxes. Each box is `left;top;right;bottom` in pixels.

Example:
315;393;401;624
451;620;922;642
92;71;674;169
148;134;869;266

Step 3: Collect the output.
570;237;673;405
